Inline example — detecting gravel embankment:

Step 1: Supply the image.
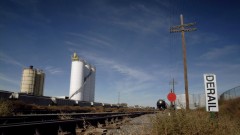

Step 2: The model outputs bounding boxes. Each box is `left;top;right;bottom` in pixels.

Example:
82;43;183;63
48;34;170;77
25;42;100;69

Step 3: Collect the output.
106;114;156;135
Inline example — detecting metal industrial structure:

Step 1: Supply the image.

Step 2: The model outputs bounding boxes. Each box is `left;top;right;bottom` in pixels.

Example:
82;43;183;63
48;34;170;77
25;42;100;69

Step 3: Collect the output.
89;66;96;101
69;52;96;101
170;14;197;110
20;66;45;96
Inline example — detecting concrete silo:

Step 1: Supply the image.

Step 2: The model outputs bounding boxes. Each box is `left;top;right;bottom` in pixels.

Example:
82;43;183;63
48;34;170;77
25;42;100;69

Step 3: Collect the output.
20;66;36;94
69;53;85;100
20;66;45;96
89;66;96;102
83;64;91;101
34;70;45;96
69;52;96;102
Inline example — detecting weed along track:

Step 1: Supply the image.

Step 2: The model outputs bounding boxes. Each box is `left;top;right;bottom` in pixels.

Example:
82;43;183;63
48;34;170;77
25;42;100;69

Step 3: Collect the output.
0;112;153;135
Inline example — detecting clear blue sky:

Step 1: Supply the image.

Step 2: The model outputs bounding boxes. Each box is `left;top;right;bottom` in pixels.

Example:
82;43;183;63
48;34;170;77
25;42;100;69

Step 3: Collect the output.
0;0;240;107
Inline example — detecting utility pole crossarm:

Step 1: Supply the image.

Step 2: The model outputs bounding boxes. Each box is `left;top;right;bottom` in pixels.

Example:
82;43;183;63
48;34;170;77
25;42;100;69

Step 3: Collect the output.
170;22;197;33
170;28;197;33
170;22;196;29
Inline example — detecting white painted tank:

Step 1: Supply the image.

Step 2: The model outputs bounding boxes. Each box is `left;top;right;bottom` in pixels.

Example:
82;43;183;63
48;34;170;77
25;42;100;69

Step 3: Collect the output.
89;66;96;102
69;53;85;101
20;66;36;94
83;64;91;101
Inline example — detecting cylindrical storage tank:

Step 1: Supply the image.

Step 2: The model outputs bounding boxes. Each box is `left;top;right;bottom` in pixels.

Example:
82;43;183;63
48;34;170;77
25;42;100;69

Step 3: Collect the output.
89;66;96;102
83;64;91;101
20;66;36;94
69;53;85;101
34;70;45;96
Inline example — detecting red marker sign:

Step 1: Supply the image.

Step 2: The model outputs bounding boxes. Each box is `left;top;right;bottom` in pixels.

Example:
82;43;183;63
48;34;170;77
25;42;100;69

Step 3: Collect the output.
167;92;176;102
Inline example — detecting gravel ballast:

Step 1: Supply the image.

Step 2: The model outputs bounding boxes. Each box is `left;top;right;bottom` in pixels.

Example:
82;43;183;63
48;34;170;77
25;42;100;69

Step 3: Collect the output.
106;114;156;135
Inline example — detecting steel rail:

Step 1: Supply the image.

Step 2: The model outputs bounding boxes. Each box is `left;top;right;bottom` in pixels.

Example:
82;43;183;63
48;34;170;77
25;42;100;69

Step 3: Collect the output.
0;112;151;125
0;112;151;135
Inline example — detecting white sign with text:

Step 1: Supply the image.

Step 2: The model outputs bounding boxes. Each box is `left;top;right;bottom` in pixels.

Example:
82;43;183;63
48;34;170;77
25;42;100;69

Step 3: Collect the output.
204;74;219;112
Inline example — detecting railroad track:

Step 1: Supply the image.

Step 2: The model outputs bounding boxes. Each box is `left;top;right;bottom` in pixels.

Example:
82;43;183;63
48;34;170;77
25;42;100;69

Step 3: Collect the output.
0;111;154;135
0;112;126;125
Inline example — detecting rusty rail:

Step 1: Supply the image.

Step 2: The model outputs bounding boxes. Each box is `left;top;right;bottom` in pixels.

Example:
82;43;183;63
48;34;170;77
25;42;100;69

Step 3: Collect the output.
0;112;153;135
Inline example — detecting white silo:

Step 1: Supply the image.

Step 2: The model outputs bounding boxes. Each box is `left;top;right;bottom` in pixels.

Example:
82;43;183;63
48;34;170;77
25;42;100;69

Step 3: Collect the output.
83;63;91;101
69;53;85;100
89;66;96;102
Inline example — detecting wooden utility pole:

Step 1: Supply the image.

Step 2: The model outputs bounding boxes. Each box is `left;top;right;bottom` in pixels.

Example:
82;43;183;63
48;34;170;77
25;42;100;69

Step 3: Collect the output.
169;78;177;107
118;92;120;105
170;14;196;110
169;78;177;106
169;78;177;93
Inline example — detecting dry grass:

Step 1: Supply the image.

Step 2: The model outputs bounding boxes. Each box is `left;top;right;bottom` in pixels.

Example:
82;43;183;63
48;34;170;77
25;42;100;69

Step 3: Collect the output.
151;97;240;135
0;100;13;116
0;100;155;116
58;113;73;120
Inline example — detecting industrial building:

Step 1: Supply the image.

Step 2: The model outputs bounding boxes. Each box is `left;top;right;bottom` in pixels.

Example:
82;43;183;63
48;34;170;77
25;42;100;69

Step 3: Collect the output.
69;52;96;102
20;66;45;96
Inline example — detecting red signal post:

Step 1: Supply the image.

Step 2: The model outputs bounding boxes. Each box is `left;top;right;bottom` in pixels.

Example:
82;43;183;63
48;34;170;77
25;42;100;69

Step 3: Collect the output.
168;92;176;109
167;92;176;102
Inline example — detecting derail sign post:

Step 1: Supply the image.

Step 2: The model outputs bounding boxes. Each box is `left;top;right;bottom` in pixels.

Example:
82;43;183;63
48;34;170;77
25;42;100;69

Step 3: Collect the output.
204;74;219;112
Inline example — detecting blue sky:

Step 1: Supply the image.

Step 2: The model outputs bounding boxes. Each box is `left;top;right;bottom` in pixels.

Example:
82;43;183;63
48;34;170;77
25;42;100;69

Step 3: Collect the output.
0;0;240;107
